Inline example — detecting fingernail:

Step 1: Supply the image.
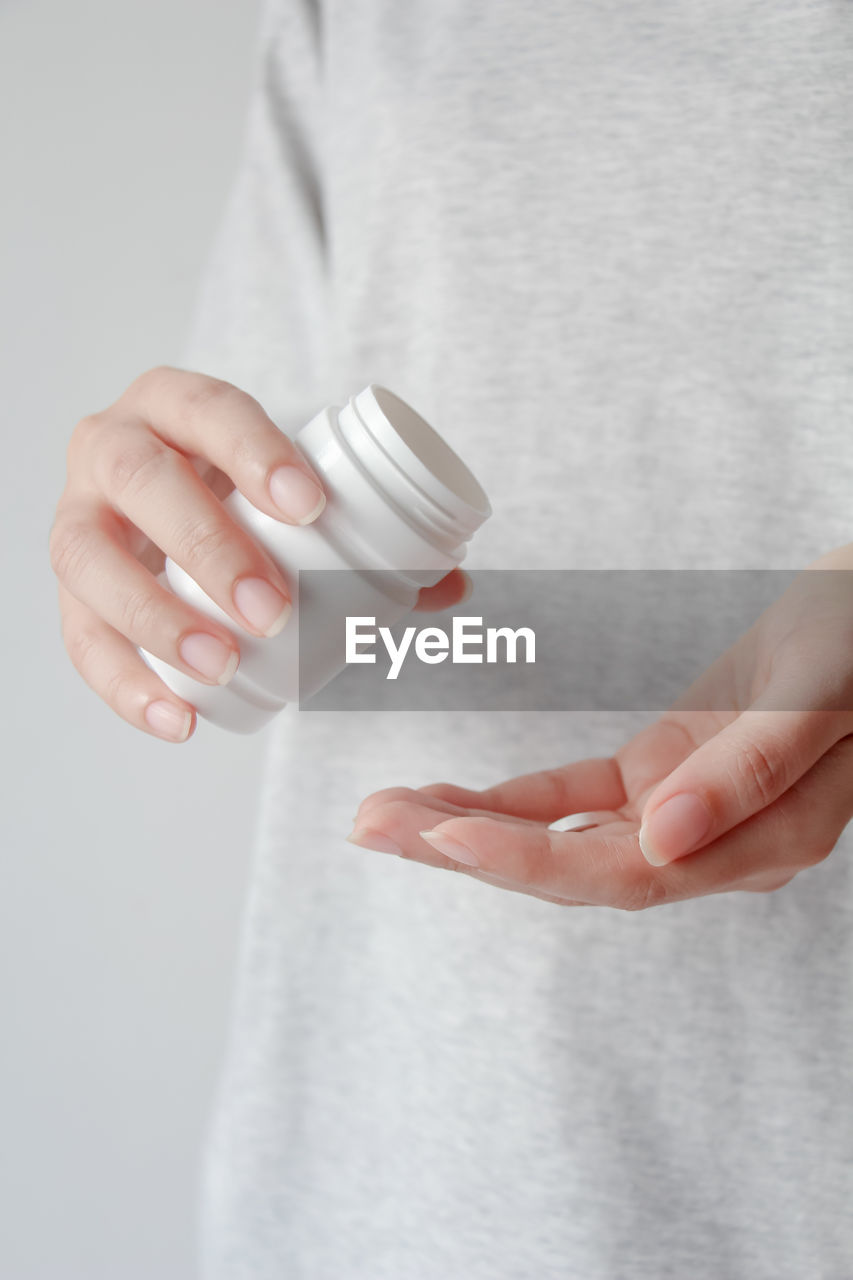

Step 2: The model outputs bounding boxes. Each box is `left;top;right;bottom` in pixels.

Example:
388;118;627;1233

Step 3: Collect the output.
458;571;474;604
346;828;403;857
639;793;713;866
178;632;239;684
233;577;292;637
145;699;192;742
419;829;480;867
269;465;326;525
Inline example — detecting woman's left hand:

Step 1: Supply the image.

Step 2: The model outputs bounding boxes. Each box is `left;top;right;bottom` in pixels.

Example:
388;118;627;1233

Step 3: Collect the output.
347;545;853;910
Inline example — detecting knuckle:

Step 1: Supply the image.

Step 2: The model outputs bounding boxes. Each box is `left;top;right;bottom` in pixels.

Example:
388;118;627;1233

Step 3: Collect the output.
49;518;91;583
101;434;172;501
176;516;232;568
181;374;243;424
506;767;576;818
120;585;158;638
104;664;135;711
540;767;573;812
731;736;787;810
125;365;174;398
227;422;264;471
64;624;100;676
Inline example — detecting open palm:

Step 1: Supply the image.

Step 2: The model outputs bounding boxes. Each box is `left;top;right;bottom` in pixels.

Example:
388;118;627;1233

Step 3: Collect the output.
348;546;853;910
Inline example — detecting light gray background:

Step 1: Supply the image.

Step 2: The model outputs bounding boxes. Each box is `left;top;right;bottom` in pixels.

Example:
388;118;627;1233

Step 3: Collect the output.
2;2;263;1276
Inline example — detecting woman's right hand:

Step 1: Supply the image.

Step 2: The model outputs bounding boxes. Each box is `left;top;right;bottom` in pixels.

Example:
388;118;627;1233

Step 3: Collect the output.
48;366;327;743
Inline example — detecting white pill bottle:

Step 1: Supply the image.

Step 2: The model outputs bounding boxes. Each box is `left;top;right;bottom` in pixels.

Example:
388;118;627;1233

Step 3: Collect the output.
138;385;492;733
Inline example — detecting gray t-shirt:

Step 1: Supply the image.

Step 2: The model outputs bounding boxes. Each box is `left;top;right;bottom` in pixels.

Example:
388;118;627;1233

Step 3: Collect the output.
185;3;853;1276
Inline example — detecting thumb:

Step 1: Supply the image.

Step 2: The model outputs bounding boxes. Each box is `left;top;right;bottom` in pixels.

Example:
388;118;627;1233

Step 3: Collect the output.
637;705;847;867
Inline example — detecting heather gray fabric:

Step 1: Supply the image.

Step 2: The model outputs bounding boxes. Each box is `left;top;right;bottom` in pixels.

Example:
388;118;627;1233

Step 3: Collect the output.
185;3;853;1276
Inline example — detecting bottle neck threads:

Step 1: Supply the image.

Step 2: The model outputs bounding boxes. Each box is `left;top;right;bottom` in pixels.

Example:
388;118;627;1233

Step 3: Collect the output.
335;386;491;558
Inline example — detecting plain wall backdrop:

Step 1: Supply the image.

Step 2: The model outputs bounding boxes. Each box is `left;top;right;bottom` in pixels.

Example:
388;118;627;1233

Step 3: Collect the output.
1;2;264;1276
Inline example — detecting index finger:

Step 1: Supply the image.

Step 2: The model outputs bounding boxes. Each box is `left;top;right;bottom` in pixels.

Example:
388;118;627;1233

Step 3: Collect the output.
416;755;627;823
115;366;326;526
